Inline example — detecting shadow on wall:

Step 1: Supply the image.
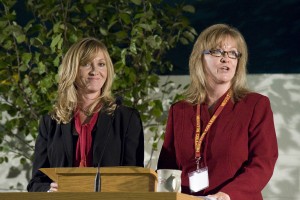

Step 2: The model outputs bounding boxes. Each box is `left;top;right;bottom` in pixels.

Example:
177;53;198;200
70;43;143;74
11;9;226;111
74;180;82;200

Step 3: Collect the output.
249;74;300;199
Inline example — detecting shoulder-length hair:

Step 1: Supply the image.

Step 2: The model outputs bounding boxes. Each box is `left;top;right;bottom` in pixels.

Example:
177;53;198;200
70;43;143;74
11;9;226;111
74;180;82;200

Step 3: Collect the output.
184;23;250;104
52;37;115;124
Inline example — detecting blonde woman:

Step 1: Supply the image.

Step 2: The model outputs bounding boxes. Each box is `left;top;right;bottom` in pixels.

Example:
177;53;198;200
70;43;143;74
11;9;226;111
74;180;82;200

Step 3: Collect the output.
27;38;144;192
157;24;278;200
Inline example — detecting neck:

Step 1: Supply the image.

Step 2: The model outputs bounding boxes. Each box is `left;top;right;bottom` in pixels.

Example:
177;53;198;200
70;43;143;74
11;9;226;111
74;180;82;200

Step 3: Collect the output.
206;83;230;107
79;91;101;111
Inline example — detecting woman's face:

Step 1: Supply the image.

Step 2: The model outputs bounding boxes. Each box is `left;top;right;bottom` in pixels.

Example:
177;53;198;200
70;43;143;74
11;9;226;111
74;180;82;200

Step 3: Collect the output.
76;51;108;97
203;36;239;88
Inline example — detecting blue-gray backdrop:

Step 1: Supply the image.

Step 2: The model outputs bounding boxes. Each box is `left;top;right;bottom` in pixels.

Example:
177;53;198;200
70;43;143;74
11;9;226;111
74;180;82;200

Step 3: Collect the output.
165;0;300;74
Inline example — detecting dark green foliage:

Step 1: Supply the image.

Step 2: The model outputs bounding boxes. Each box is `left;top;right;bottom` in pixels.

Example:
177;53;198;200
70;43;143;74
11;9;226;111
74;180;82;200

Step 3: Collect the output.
0;0;196;188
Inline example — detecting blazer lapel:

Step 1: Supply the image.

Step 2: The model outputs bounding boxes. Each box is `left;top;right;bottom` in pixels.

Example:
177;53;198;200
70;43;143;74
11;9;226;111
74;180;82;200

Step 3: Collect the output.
93;109;113;166
61;122;73;166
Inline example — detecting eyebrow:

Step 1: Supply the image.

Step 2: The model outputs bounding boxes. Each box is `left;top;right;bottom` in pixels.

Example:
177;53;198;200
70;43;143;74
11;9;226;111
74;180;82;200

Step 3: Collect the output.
215;45;238;50
92;58;106;62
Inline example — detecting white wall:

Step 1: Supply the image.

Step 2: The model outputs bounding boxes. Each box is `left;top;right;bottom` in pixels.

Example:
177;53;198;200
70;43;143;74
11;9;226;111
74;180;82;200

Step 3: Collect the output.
1;74;300;199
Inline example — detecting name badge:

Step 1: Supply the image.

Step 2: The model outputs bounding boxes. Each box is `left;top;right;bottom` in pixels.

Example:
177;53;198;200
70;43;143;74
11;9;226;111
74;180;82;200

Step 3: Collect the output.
188;166;209;193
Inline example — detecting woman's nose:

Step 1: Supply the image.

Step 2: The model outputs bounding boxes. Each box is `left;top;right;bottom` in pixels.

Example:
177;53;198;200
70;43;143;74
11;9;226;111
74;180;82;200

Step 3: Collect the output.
220;56;229;63
89;64;98;75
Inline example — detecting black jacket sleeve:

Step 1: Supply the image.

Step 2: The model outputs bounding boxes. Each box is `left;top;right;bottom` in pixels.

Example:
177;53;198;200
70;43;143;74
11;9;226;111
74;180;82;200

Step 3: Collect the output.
27;115;53;192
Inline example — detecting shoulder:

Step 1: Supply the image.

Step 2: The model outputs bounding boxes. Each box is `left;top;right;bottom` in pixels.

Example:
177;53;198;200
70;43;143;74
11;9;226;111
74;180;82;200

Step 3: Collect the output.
39;113;65;130
115;105;141;120
112;105;143;129
39;113;56;125
38;114;61;137
117;105;139;114
237;92;272;113
242;92;271;105
171;100;194;109
169;100;195;115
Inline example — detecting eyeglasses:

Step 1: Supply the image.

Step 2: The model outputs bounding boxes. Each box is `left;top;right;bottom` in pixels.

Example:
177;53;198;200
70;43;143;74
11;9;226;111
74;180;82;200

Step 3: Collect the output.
203;49;242;59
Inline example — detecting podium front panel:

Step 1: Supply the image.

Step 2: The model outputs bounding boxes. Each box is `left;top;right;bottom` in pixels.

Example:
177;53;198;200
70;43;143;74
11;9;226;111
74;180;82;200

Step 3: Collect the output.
40;167;157;192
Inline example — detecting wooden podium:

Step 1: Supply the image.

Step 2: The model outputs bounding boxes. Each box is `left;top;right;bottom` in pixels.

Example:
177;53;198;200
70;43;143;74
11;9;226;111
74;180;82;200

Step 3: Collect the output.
39;166;157;192
0;192;204;200
0;166;205;200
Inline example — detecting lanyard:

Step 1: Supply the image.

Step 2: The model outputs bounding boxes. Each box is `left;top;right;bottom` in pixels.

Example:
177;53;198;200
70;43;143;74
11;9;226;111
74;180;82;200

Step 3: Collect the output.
195;90;232;169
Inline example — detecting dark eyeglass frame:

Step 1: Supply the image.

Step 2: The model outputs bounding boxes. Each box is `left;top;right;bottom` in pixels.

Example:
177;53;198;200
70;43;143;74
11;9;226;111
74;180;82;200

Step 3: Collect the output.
203;49;242;59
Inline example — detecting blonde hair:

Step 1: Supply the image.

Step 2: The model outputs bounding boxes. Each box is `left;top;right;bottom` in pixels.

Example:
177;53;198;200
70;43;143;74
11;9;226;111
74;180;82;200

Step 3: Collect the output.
52;37;115;123
185;23;250;104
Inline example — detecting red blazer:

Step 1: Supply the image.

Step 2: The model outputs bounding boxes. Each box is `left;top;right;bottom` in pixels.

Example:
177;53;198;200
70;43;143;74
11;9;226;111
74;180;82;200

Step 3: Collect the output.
158;92;278;200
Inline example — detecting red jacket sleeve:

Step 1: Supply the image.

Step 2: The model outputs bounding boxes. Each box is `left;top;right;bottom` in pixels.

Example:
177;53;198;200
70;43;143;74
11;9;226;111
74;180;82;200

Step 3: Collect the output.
157;105;179;169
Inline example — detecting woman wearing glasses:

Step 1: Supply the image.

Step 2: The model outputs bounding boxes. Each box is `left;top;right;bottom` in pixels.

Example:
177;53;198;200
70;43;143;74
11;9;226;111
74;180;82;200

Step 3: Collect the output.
157;24;278;200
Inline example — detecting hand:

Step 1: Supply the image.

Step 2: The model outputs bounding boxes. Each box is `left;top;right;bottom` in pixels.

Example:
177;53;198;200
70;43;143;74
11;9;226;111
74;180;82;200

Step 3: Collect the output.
47;182;58;192
207;192;230;200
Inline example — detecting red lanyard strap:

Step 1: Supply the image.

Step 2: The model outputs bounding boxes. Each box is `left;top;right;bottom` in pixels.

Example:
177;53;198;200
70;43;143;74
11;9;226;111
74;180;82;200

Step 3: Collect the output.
195;91;232;163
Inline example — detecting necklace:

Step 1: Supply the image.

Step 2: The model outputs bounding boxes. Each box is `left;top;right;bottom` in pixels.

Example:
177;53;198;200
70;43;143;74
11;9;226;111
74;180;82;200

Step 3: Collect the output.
79;108;91;116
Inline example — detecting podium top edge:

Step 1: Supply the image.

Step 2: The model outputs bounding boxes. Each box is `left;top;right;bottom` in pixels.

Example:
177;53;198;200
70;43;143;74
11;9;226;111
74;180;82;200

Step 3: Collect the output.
40;166;157;180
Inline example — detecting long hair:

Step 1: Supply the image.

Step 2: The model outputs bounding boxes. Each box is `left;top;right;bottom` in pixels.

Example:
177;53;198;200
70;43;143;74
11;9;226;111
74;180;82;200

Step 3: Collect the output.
52;37;115;124
184;24;250;104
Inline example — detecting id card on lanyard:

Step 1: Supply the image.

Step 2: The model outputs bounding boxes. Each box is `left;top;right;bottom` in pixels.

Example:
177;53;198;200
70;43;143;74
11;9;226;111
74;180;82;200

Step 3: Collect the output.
188;91;232;193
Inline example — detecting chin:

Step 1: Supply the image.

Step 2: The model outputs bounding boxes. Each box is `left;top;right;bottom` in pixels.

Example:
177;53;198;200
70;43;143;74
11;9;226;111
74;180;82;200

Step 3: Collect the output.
86;88;102;94
220;75;234;82
217;79;232;85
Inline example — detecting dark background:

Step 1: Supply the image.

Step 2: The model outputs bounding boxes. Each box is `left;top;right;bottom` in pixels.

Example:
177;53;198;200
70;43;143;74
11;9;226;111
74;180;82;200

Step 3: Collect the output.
14;0;300;74
166;0;300;74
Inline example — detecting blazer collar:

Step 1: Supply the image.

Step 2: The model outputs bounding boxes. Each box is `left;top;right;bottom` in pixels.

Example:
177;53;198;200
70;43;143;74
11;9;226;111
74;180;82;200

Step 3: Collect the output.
60;109;115;167
92;109;114;166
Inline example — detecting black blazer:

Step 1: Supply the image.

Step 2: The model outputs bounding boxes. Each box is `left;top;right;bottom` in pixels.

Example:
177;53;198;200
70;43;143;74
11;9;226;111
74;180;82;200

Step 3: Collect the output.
27;105;144;192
